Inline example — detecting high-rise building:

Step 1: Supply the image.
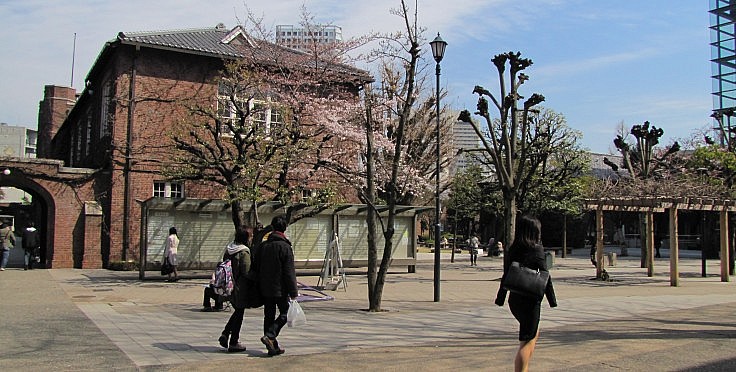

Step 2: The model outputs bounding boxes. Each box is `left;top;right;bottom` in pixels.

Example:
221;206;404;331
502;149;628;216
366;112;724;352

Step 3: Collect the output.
451;119;483;175
0;123;37;203
0;123;37;158
709;1;736;133
275;24;342;51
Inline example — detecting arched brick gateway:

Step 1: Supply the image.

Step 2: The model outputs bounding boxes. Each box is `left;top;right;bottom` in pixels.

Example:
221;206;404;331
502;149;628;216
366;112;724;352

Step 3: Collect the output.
0;157;102;268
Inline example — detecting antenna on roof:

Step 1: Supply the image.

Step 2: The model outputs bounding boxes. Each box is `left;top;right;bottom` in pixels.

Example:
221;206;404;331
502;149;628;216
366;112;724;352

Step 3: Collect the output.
71;32;76;88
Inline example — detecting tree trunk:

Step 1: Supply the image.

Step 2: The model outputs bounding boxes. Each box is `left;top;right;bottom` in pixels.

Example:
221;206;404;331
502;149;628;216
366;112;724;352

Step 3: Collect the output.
364;96;380;312
562;214;567;258
367;206;379;310
502;192;517;270
373;210;396;311
230;199;247;230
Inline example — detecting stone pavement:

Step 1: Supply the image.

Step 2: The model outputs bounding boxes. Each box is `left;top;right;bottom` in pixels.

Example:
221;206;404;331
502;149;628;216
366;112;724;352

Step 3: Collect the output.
1;249;736;371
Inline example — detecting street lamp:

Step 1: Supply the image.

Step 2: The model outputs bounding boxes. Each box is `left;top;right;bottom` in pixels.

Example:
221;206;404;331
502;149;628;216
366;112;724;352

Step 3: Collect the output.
430;33;446;302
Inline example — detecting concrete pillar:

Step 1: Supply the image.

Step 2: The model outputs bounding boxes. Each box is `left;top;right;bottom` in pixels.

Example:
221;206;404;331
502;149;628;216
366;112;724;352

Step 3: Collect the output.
83;201;103;269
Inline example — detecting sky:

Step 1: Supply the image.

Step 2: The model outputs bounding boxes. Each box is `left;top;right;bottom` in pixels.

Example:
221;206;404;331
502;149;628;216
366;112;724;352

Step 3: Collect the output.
0;0;713;153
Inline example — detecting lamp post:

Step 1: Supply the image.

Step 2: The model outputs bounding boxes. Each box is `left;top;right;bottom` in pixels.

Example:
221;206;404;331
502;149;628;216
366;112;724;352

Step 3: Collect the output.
430;33;446;302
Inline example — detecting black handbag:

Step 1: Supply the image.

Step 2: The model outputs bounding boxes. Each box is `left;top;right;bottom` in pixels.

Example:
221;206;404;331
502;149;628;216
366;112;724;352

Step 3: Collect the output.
503;261;549;299
160;257;173;276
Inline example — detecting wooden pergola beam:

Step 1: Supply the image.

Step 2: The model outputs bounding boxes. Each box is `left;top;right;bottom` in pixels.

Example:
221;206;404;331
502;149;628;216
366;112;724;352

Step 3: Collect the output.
584;197;732;287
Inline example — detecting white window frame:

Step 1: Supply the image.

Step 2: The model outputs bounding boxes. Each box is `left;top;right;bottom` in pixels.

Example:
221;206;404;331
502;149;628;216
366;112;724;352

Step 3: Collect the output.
153;182;184;198
216;86;284;136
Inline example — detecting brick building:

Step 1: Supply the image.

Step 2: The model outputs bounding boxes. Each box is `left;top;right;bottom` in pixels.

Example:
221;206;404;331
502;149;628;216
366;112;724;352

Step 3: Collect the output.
36;24;372;268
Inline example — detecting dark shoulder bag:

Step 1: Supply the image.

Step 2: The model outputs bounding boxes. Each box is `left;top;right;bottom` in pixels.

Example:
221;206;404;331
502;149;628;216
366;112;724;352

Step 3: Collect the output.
502;261;549;300
233;249;263;309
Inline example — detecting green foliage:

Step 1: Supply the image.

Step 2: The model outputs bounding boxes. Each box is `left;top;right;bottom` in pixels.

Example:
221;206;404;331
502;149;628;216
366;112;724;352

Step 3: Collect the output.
519;128;590;217
446;165;495;218
689;144;736;188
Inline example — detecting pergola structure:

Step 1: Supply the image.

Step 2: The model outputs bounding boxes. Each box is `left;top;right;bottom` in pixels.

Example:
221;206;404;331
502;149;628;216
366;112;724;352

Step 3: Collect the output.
584;197;736;286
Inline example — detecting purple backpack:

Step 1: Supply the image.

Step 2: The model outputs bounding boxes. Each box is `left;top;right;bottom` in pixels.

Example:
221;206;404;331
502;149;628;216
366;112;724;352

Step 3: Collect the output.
210;259;234;296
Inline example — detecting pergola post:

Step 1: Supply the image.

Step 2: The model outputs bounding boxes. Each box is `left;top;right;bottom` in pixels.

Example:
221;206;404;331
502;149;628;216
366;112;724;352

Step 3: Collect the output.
596;207;605;279
585;197;736;285
669;206;679;287
646;210;655;277
721;210;730;282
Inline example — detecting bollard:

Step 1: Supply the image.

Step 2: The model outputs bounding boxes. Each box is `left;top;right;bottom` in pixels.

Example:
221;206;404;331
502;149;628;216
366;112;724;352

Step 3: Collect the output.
545;251;555;269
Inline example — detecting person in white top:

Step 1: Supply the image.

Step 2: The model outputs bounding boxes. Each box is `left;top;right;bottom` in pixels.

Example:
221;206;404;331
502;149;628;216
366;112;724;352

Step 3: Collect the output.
165;227;180;282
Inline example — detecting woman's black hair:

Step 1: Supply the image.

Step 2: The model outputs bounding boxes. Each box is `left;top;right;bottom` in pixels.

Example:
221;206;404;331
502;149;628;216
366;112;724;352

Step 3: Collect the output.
169;227;177;236
511;215;541;251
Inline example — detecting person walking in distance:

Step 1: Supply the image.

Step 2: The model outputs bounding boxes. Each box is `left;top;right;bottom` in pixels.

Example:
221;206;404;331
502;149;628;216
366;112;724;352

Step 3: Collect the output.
0;223;15;271
252;215;298;356
22;221;40;270
164;227;179;282
217;228;252;352
469;234;480;266
495;215;557;372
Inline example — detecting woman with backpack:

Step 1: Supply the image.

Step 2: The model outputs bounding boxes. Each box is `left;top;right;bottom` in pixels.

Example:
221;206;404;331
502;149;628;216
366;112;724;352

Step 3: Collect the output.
218;228;252;352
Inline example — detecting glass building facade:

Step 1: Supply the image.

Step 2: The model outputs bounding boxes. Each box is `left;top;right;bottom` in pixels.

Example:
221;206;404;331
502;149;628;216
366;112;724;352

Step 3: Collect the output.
710;0;736;141
710;1;736;111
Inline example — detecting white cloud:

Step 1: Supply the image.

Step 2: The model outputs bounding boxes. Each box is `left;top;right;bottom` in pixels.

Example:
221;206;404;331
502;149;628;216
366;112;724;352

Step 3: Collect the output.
0;0;714;156
533;48;663;80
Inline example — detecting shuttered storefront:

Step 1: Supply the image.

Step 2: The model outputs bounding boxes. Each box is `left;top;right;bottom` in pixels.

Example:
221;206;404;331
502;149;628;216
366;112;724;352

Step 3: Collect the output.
141;199;421;275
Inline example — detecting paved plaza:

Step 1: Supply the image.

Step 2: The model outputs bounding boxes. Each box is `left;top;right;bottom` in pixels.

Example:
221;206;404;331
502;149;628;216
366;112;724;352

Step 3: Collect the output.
1;248;736;371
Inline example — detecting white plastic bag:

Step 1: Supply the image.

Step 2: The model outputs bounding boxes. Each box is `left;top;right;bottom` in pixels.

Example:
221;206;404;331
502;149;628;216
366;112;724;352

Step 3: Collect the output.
287;299;307;327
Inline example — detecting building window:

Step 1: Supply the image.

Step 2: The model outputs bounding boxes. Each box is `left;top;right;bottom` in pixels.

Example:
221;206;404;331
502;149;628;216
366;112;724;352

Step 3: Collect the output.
153;182;184;198
85;109;92;156
100;81;112;138
74;120;83;165
217;83;284;135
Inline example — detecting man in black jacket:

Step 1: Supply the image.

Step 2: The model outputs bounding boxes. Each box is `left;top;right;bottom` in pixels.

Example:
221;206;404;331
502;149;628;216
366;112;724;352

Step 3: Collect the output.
253;215;298;356
22;221;40;270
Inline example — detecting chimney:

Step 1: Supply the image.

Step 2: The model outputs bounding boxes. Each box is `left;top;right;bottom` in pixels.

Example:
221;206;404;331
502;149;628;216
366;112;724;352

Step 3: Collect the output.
37;85;76;158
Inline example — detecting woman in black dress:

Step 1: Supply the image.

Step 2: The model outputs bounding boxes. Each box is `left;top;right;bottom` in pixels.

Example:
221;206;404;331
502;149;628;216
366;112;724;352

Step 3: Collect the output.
495;215;557;372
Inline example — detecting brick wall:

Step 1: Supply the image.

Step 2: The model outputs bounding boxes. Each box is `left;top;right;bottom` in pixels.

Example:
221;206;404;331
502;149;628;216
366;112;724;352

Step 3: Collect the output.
39;40;364;268
37;85;76;158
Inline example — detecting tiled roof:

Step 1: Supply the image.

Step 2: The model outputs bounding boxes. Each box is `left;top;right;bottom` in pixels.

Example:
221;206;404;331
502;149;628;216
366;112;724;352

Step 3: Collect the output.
117;24;248;58
115;24;372;83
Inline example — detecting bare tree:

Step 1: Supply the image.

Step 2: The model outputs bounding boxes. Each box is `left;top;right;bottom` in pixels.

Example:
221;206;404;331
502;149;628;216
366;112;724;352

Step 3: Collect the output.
458;51;545;254
604;121;680;266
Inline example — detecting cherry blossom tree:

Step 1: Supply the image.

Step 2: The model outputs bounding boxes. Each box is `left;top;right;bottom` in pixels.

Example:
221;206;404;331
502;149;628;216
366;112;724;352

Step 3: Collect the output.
316;0;453;311
168;10;371;229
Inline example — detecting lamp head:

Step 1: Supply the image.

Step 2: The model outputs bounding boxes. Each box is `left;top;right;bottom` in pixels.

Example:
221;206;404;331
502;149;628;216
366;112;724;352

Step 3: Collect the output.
430;33;447;63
